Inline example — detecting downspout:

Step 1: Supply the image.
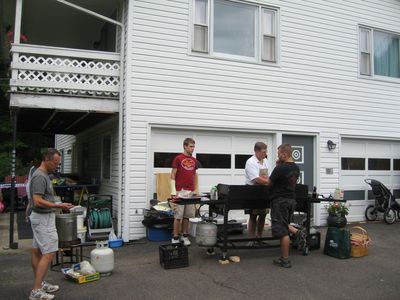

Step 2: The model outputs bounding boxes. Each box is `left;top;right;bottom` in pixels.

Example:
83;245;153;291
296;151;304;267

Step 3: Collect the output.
55;0;125;239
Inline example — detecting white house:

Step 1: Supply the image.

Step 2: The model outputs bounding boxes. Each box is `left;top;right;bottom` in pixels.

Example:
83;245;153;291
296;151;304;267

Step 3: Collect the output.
6;0;400;241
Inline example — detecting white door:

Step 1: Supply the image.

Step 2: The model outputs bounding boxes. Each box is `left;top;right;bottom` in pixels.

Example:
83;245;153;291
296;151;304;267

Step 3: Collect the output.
340;138;400;221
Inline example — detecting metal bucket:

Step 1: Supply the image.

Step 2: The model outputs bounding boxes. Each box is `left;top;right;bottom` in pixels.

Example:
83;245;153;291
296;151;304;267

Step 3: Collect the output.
56;213;78;244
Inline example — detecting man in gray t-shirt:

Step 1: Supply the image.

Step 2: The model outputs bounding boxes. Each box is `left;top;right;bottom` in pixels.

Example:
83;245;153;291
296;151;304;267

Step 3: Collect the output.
30;169;56;214
29;149;74;300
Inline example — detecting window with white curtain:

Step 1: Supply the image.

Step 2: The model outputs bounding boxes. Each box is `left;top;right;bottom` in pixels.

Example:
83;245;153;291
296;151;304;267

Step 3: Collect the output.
359;26;400;79
192;0;278;63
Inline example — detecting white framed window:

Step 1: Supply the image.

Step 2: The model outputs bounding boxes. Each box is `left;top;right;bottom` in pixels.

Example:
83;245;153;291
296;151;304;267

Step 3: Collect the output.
261;8;276;62
193;0;209;52
359;26;400;79
101;135;112;180
191;0;279;64
359;27;371;75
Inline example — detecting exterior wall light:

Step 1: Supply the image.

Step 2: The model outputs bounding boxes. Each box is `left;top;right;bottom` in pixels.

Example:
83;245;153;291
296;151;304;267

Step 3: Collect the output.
327;140;337;150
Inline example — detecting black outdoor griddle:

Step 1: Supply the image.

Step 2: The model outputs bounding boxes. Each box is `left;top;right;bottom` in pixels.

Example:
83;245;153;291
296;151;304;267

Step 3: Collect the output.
175;184;345;261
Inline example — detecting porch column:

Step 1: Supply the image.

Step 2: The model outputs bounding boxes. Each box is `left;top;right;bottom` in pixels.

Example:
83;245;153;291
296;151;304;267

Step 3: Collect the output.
9;108;18;250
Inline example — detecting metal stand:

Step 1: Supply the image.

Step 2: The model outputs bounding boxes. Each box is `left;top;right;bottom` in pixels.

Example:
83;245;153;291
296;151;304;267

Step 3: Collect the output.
51;243;83;271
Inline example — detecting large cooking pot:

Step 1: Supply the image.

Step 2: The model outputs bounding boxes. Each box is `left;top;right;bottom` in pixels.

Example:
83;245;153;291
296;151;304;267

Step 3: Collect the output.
56;213;78;244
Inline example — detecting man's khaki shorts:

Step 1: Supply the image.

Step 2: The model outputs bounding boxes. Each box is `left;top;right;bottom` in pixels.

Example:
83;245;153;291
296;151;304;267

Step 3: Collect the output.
30;211;58;254
170;203;196;219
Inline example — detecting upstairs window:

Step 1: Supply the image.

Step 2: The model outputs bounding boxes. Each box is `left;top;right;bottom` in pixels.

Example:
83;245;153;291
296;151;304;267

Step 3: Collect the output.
359;26;400;79
359;28;371;75
192;0;278;63
193;0;209;52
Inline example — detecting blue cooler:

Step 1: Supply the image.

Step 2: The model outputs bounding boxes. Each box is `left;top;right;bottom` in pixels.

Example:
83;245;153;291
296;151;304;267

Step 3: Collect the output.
147;227;172;241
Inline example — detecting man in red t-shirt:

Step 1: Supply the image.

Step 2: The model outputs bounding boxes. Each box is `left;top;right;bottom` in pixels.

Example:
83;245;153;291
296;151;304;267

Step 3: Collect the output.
170;138;199;246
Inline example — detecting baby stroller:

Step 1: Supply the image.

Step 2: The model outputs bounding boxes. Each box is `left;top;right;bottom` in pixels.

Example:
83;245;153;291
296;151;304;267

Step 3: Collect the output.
364;179;400;224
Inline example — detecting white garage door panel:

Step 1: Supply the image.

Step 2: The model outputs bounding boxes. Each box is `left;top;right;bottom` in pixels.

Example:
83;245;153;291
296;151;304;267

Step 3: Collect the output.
341;141;366;156
151;132;190;151
393;175;400;189
199;174;232;191
393;144;400;154
341;175;365;186
341;138;400;222
196;134;232;152
367;143;391;157
233;135;270;152
232;173;247;185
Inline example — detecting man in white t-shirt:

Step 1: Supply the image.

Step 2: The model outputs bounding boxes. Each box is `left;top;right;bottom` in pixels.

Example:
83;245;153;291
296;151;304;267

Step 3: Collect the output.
245;142;270;244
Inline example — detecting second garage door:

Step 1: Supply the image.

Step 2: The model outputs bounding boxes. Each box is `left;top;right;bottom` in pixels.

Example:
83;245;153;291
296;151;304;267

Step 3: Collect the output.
340;138;400;221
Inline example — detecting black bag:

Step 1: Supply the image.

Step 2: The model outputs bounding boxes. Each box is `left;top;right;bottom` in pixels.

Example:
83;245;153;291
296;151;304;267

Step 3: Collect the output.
324;227;351;259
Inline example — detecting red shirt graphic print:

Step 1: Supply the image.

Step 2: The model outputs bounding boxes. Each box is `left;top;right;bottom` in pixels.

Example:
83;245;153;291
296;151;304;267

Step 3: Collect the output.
172;153;198;191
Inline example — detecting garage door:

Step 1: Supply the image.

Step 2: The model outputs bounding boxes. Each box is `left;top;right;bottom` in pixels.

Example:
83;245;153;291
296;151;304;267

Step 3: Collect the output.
151;128;274;196
340;138;400;221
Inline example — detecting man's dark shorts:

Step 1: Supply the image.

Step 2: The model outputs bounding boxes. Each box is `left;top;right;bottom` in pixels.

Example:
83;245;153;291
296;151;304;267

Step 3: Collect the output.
271;197;296;238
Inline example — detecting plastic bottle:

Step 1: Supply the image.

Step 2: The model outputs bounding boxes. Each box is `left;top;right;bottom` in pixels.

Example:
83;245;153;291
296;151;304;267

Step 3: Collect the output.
312;186;317;199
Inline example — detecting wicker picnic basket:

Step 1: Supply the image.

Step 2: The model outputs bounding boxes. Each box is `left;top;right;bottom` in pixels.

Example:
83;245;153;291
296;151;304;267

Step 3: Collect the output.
350;226;370;258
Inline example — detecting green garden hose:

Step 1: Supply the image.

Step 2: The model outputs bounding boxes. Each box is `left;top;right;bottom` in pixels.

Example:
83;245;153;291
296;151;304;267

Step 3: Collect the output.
89;208;112;229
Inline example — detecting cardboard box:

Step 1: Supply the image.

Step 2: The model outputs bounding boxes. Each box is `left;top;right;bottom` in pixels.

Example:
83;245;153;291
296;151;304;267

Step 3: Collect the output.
61;263;100;284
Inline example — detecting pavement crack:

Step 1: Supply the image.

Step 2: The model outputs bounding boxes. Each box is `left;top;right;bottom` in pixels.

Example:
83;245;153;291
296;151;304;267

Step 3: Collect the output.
198;266;247;295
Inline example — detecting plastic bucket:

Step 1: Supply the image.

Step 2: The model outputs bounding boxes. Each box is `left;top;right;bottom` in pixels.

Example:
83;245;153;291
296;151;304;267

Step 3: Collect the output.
77;215;85;229
77;227;87;243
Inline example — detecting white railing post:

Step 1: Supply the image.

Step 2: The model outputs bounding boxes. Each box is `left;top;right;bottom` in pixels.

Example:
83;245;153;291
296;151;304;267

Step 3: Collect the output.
10;0;23;91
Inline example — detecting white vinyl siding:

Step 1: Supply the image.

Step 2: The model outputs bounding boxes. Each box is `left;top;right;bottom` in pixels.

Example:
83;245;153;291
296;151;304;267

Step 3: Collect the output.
55;135;76;174
102;135;112;180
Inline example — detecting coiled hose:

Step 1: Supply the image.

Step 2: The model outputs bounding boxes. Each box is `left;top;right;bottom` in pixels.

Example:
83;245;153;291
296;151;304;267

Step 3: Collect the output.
89;208;112;229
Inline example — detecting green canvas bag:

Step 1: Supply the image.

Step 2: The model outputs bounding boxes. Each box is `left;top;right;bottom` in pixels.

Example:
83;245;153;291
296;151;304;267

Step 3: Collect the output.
324;227;351;259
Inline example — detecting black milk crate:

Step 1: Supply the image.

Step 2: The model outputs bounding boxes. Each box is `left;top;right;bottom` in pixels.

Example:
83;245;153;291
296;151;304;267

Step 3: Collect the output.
159;243;189;269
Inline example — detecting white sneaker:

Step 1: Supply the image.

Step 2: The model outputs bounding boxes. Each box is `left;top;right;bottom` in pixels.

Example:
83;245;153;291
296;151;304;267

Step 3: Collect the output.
171;237;180;244
42;281;59;293
29;289;55;300
181;235;191;246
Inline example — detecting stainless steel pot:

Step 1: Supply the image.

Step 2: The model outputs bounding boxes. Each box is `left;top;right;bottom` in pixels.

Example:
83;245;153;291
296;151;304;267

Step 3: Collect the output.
56;213;78;243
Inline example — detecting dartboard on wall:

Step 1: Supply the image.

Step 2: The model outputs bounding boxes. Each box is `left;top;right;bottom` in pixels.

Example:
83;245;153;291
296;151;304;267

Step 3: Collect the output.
291;146;304;164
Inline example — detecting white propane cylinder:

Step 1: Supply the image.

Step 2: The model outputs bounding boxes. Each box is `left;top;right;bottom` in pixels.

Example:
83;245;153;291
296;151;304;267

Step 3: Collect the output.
90;241;114;275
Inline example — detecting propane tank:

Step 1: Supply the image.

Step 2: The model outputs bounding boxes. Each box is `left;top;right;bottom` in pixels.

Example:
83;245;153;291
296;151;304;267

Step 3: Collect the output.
90;241;114;275
196;219;218;247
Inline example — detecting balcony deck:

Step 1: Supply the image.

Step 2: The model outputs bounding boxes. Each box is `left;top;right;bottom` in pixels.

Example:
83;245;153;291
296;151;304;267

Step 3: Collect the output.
8;44;121;134
10;44;120;102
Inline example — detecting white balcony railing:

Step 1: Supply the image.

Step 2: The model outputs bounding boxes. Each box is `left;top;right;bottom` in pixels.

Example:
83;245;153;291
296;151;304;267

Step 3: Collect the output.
10;44;120;98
